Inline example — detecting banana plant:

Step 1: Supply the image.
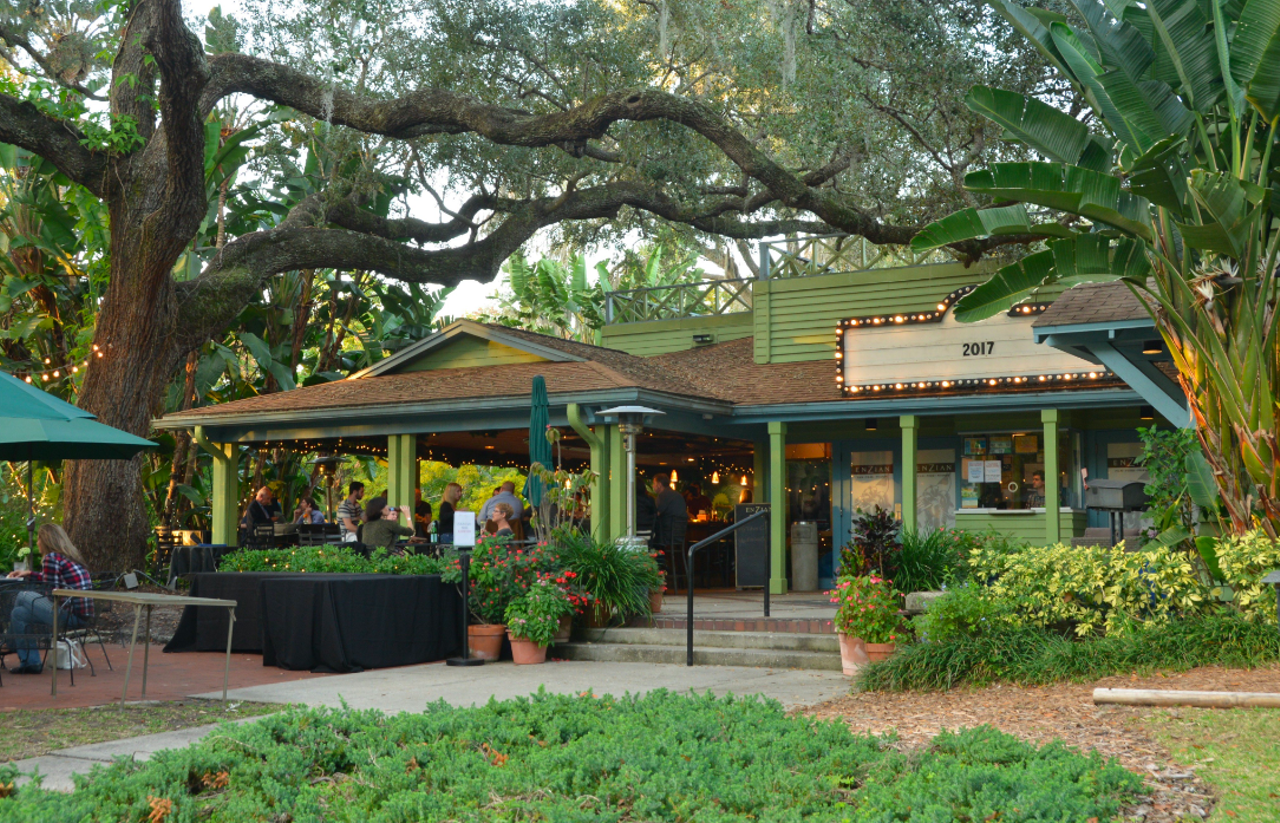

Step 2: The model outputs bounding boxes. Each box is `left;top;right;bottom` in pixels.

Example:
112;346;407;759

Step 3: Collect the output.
911;0;1280;538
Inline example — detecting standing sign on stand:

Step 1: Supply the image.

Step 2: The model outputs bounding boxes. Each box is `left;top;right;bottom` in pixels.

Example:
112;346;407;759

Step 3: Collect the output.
734;503;771;589
454;513;476;547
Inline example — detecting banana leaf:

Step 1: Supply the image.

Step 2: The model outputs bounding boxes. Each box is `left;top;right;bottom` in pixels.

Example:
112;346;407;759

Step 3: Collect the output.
1232;0;1280;119
910;204;1075;252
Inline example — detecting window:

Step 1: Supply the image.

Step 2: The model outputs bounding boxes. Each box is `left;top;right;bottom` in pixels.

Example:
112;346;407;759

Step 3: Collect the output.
959;431;1080;510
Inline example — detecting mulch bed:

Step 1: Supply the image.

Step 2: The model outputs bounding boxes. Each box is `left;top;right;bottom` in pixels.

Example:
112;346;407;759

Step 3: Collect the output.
806;663;1280;822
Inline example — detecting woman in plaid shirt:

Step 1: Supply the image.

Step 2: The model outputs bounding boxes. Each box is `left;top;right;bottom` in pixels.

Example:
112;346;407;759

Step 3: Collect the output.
6;523;94;674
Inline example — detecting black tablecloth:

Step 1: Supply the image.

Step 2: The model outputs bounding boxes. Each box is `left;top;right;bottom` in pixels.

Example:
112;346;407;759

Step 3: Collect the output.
260;575;460;672
164;572;461;673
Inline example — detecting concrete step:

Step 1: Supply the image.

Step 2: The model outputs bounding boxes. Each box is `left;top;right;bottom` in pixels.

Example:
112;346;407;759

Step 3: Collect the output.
555;641;843;671
579;627;838;653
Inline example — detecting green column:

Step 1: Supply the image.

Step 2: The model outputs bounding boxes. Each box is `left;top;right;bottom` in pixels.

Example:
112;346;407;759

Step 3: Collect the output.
606;424;627;541
387;434;417;520
196;427;239;547
768;421;787;595
1042;409;1060;545
567;404;611;541
901;415;918;531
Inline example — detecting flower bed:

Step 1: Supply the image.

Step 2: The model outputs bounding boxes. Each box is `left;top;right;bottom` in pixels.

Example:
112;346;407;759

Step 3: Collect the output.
217;546;448;576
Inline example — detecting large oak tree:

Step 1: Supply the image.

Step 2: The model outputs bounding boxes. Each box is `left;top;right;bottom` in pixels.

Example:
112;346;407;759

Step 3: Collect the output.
0;0;1058;568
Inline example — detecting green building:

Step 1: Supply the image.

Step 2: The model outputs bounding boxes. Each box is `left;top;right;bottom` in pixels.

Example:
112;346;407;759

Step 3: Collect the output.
156;237;1186;593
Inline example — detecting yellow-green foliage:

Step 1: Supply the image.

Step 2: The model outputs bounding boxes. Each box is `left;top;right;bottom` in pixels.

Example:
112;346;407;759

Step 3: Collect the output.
969;542;1204;636
1214;531;1280;616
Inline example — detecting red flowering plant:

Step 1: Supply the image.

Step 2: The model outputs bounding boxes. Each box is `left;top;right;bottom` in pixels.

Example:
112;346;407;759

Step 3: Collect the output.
829;574;903;644
505;573;575;646
442;535;562;625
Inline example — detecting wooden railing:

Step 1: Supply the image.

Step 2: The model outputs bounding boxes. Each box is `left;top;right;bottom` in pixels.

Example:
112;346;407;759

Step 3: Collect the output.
605;278;753;324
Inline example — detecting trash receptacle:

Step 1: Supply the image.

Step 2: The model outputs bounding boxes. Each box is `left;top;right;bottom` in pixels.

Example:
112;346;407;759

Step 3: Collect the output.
790;521;819;592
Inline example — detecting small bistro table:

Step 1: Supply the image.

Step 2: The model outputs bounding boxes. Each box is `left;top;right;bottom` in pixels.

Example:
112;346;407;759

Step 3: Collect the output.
51;589;238;702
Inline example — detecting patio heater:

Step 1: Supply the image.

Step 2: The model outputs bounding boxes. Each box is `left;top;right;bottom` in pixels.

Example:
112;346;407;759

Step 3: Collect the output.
597;405;665;545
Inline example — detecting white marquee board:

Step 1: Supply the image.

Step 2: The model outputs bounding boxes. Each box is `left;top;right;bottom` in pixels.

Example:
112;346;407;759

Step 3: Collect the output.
840;311;1096;387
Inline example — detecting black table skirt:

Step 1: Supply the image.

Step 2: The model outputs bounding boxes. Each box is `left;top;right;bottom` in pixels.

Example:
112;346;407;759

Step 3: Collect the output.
164;573;461;673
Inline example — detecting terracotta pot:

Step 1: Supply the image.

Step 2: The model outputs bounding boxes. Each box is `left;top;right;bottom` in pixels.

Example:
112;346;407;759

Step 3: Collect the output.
508;632;548;665
649;589;664;614
468;624;505;661
553;614;572;644
863;642;897;662
584;605;611;629
837;633;870;677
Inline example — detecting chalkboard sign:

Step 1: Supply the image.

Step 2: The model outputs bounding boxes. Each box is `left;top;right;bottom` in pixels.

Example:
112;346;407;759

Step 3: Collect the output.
734;503;771;589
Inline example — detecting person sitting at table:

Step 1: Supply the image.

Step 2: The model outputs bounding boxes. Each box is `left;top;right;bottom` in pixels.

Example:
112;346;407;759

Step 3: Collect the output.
414;489;433;538
337;481;365;542
489;502;516;537
294;496;325;524
685;483;713;519
360;496;416;550
243;486;279;527
438;482;462;543
5;523;94;674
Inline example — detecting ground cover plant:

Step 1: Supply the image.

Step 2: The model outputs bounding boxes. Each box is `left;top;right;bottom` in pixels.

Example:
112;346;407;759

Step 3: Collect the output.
0;701;281;762
217;546;447;576
0;691;1145;822
860;610;1280;691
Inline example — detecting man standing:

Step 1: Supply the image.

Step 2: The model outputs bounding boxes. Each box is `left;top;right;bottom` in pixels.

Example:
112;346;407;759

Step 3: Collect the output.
338;481;365;542
478;480;525;524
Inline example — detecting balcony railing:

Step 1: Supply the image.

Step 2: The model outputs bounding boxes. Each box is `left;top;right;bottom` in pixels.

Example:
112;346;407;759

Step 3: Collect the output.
604;235;956;324
605;277;753;324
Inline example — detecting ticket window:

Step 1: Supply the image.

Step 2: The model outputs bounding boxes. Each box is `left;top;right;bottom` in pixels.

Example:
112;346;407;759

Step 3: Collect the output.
959;432;1081;510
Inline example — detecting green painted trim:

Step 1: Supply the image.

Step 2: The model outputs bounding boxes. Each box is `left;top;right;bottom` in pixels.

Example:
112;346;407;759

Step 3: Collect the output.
768;421;787;594
954;509;1087;545
1042;409;1060;545
196;427;239;547
900;415;918;531
601;314;753;356
753;435;768;505
387;434;416;519
606;425;627;541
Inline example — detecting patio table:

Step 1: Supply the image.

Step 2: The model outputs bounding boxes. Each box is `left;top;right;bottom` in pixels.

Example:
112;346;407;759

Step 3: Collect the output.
51;589;237;702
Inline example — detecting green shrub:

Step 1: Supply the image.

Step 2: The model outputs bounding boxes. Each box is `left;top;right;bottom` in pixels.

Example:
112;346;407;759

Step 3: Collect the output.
912;580;1016;645
1214;531;1280;616
0;692;1143;822
895;527;982;592
860;611;1280;692
217;545;447;576
557;531;660;623
968;541;1206;636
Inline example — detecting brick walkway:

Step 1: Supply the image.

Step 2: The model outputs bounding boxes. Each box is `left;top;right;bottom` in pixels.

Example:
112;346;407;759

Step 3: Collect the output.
0;645;327;710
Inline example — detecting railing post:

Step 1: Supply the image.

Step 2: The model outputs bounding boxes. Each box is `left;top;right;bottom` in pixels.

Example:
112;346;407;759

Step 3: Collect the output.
605;293;614;324
759;240;770;280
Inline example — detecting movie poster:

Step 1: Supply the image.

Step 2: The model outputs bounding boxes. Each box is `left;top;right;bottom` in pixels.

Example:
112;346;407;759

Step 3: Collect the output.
851;451;895;514
917;449;956;532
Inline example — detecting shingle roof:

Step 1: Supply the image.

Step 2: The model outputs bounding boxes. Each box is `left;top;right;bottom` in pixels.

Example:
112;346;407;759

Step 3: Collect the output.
652;339;843;406
1032;282;1153;327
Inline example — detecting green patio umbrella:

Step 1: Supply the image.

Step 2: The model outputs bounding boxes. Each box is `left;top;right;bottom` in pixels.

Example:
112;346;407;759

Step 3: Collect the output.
0;371;157;550
524;375;552;507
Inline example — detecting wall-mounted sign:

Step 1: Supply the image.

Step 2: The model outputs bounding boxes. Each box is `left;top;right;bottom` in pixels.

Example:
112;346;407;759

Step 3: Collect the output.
837;308;1102;394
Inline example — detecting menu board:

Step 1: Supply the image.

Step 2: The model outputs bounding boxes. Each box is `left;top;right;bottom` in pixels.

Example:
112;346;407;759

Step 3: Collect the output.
734;503;772;588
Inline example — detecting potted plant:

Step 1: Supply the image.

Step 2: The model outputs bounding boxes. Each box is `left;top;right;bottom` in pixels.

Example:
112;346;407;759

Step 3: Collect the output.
503;575;572;665
444;535;565;659
830;574;903;676
559;532;662;627
650;569;667;614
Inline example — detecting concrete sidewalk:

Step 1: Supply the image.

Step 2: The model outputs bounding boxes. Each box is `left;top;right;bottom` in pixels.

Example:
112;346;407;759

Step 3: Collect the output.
193;658;850;712
12;660;849;791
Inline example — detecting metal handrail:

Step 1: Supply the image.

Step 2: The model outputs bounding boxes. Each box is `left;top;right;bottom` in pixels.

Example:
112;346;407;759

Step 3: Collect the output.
685;508;770;666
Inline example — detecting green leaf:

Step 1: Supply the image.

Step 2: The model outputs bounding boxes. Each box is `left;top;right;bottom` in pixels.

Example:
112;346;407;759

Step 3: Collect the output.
1051;234;1151;284
910;204;1074;252
986;0;1076;82
966;86;1110;169
1195;535;1226;582
1174;170;1268;256
1144;0;1225;112
964;161;1153;239
1140;524;1192;551
953;250;1055;322
1127;136;1190;214
1071;0;1154;82
1052;21;1151;151
1233;0;1280;120
1185;450;1219;508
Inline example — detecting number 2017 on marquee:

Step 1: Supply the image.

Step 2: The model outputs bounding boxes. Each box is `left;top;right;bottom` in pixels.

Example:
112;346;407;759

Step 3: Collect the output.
962;342;995;356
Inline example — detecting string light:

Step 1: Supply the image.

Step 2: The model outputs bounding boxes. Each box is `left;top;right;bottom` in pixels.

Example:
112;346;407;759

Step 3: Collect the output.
17;344;114;386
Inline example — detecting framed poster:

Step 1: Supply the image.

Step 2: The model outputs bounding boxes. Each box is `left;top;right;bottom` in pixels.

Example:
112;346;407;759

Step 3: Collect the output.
990;436;1013;455
851;452;895;513
1015;435;1039;454
963;437;988;456
917;449;957;531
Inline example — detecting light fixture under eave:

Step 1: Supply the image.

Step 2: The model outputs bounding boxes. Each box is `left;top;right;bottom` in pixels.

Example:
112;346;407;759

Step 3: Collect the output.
1139;405;1155;420
741;475;750;486
865;418;878;432
669;468;679;484
1142;339;1164;355
711;470;720;484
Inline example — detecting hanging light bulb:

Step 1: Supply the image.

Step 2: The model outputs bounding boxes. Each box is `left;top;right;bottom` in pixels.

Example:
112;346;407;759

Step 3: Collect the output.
741;474;749;486
710;471;720;485
669;468;678;484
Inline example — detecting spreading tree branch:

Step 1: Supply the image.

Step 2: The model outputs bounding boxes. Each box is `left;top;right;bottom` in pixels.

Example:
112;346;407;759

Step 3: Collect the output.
0;95;107;195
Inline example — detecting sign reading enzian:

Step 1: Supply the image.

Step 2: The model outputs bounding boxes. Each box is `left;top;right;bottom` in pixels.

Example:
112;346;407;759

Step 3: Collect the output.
835;290;1105;396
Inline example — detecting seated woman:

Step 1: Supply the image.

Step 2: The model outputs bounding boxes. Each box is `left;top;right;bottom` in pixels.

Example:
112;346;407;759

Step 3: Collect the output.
294;496;326;524
5;523;94;674
359;496;416;550
490;502;516;538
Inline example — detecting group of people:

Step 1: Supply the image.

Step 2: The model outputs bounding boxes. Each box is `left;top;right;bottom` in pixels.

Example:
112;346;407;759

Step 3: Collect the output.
332;479;527;549
242;485;326;528
4;524;94;675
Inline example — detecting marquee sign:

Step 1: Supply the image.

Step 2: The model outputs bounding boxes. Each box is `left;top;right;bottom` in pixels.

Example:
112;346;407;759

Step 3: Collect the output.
835;290;1110;396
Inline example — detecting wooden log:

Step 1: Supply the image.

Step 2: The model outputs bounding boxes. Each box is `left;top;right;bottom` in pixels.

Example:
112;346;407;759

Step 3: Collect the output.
1093;688;1280;709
